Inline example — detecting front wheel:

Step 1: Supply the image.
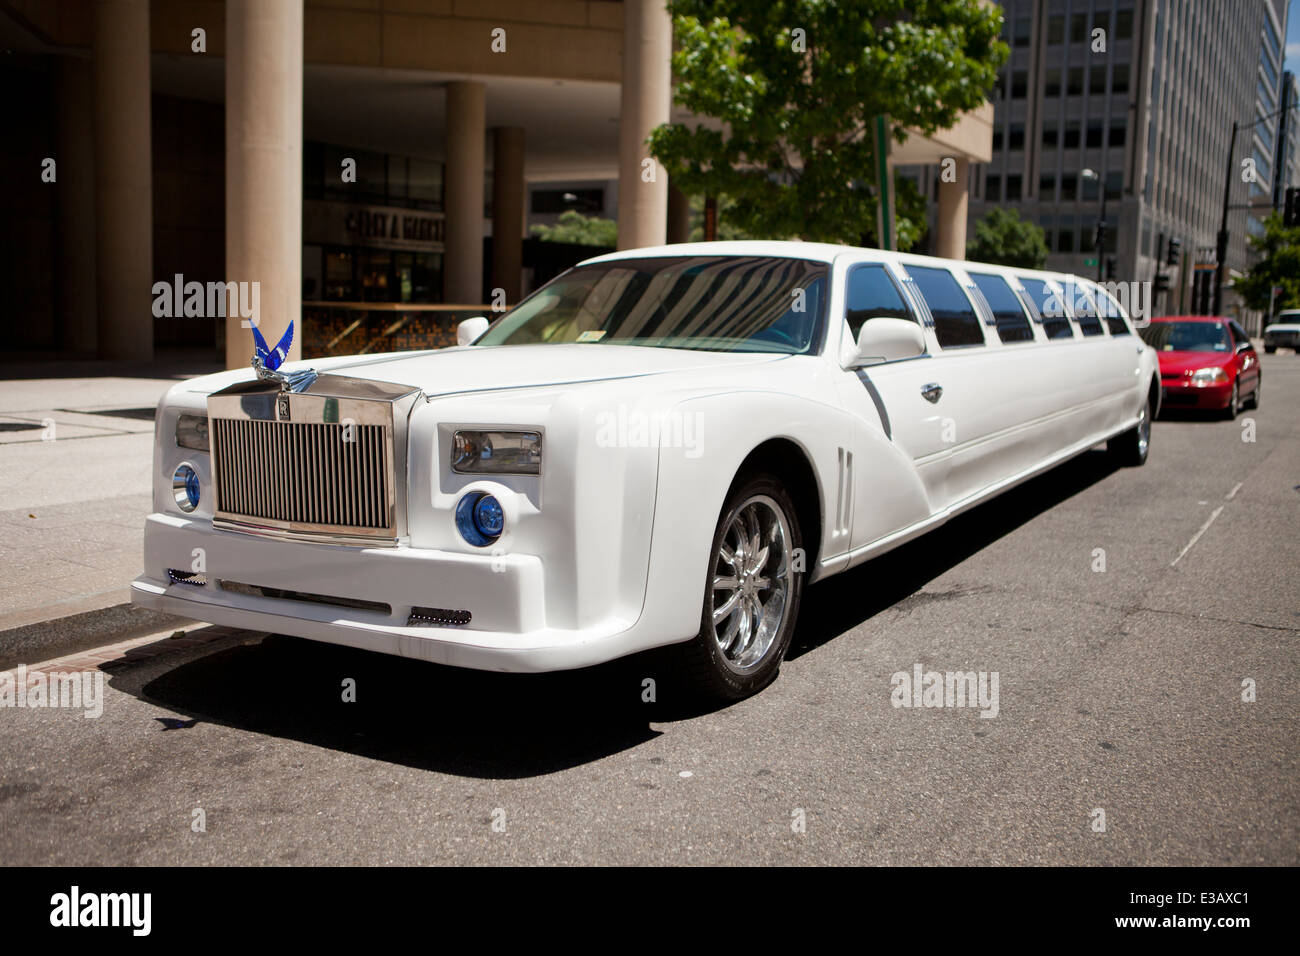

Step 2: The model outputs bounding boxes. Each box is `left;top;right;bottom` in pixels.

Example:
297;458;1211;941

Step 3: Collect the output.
1108;392;1151;466
676;474;804;701
1222;382;1239;420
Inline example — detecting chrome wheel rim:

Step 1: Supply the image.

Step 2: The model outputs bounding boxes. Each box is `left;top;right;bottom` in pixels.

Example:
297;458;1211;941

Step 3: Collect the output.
710;494;794;673
1137;399;1150;457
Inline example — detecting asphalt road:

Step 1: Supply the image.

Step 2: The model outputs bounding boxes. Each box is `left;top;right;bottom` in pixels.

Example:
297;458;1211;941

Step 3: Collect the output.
2;354;1297;865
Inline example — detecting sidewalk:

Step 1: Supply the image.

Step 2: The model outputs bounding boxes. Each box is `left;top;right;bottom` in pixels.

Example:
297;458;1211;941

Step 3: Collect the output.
0;351;222;661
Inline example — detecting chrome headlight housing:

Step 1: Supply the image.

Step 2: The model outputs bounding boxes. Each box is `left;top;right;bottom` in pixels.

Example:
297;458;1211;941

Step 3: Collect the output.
175;412;210;451
451;430;542;475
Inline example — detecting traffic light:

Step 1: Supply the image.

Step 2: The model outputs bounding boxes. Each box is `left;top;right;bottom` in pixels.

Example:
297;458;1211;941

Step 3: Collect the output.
1105;256;1117;281
1285;188;1299;228
1154;273;1169;294
1166;237;1182;266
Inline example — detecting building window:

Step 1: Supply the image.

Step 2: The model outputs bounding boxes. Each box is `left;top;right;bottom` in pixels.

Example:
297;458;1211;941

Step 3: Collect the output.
1043;123;1059;148
1014;16;1031;47
1009;122;1025;151
1070;12;1088;43
985;174;1002;202
1109;124;1127;148
1039;173;1056;200
1045;68;1062;97
1012;70;1028;99
1061;173;1078;201
1116;9;1134;41
1087;122;1104;149
1113;64;1130;95
1090;68;1107;96
1006;175;1023;200
1064;122;1081;149
1047;14;1065;45
1106;171;1122;200
1068;67;1084;96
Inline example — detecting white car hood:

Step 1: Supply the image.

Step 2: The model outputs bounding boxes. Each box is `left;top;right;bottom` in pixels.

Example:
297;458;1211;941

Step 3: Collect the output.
181;344;787;399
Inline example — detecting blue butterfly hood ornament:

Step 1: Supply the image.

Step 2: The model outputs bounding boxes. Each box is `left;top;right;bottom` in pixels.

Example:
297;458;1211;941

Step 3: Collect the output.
250;319;317;393
252;320;294;371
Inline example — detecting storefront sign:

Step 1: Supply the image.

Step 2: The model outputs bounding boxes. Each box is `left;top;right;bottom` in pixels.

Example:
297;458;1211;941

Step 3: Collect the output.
304;200;444;251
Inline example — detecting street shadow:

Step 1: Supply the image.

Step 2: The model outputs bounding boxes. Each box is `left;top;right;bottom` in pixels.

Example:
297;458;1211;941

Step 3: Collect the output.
126;447;1122;779
135;636;668;779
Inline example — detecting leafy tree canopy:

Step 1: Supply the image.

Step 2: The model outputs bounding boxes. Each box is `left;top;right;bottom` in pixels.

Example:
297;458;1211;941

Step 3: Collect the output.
530;210;618;247
966;207;1049;269
1235;213;1300;314
648;0;1007;246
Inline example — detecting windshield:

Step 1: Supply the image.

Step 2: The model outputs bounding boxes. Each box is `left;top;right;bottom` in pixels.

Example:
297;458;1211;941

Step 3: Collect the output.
476;255;828;354
1139;321;1230;353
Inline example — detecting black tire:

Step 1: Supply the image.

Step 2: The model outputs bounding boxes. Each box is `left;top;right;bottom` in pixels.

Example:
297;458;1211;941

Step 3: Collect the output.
1108;391;1151;467
675;473;804;702
1222;382;1239;420
1263;345;1276;353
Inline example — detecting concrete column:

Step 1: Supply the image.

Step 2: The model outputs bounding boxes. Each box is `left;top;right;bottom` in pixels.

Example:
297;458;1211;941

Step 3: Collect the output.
93;0;152;361
616;0;671;250
445;81;486;305
225;0;303;370
666;183;691;243
491;126;525;305
935;157;970;260
57;56;97;355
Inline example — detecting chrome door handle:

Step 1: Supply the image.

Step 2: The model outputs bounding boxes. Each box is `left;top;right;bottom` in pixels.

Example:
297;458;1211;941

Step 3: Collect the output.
920;383;943;404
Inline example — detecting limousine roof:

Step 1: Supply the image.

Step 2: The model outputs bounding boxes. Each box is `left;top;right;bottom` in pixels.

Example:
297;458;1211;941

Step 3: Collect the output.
581;240;1109;291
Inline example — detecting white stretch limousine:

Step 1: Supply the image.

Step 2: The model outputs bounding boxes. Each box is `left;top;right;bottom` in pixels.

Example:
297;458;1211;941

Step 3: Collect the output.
133;242;1159;700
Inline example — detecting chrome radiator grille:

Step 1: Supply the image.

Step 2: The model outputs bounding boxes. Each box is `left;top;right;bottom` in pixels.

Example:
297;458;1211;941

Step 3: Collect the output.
205;373;419;546
211;419;393;533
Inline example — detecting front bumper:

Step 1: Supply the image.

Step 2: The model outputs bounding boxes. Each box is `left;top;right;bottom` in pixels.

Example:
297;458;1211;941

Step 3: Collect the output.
1160;379;1233;409
131;512;650;672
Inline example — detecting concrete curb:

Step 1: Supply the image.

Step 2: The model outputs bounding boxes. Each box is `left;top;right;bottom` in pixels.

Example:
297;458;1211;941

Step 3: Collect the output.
0;603;194;671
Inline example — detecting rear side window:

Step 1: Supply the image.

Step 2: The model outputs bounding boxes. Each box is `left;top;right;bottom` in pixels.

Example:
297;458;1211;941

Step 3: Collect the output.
906;266;986;348
1019;277;1074;339
1093;287;1131;335
969;273;1035;344
845;264;913;340
1062;281;1105;336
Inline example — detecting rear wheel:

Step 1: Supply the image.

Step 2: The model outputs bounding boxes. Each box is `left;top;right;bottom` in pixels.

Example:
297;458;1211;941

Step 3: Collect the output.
1108;392;1151;466
676;474;804;701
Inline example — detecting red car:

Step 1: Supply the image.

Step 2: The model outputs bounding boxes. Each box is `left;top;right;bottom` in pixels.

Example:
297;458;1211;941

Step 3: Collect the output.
1139;316;1261;418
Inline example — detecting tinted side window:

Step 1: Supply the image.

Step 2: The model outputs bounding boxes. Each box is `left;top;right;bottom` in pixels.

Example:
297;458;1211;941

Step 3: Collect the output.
906;266;986;348
1094;287;1131;335
1062;281;1105;336
969;273;1035;344
1229;320;1251;347
845;264;912;339
1019;277;1074;339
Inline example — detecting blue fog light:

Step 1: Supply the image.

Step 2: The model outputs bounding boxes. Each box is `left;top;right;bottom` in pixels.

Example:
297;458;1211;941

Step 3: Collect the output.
473;495;504;537
456;492;504;547
173;463;200;512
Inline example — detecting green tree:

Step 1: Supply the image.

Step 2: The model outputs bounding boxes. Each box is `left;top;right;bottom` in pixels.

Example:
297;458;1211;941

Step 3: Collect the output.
530;210;618;247
965;208;1049;269
1235;213;1300;314
647;0;1007;247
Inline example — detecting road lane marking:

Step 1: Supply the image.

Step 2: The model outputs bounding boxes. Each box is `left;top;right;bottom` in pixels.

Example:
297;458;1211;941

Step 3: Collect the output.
1226;481;1243;500
1171;505;1225;567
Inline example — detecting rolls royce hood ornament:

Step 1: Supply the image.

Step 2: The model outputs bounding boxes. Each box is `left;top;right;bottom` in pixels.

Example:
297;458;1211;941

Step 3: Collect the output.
250;319;317;393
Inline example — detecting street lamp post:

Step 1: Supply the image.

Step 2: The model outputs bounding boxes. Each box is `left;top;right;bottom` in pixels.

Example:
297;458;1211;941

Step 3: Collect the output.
1081;167;1105;283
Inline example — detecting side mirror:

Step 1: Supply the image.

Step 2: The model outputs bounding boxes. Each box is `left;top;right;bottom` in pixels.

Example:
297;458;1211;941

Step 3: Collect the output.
1235;340;1252;354
457;315;490;347
851;317;926;367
